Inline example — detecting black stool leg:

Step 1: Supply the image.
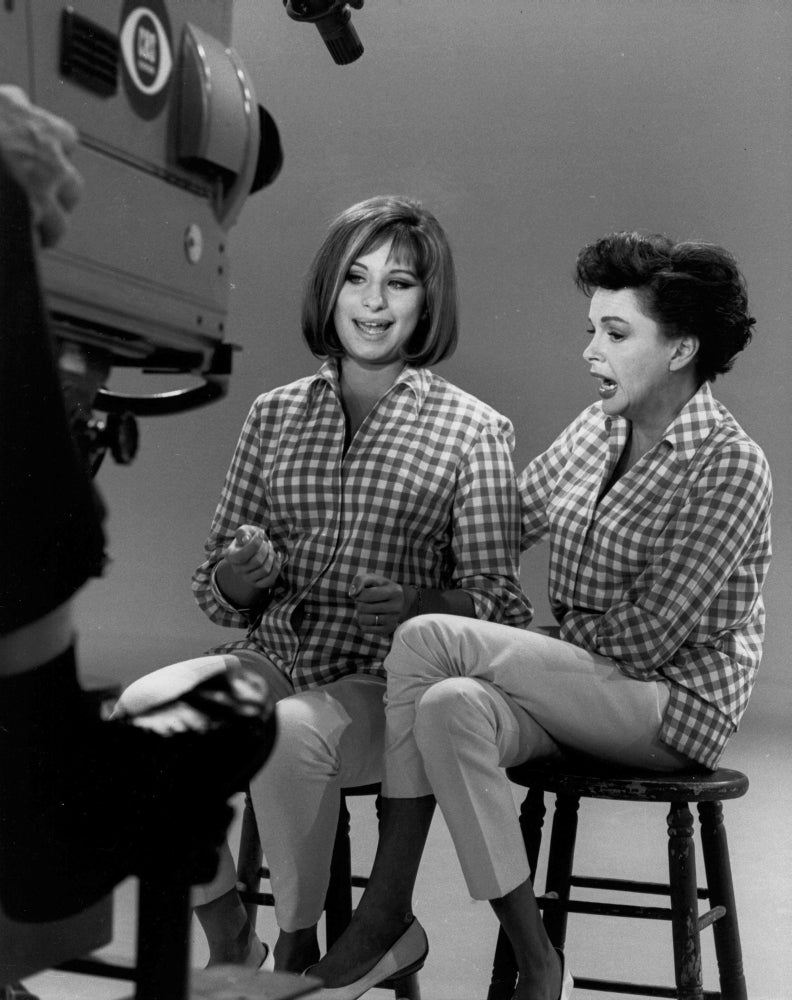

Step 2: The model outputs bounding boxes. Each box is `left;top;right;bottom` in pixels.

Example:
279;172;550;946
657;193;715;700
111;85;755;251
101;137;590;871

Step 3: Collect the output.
698;801;748;1000
487;785;547;1000
522;785;548;880
135;879;191;1000
542;792;579;950
237;794;264;928
325;795;353;948
667;802;703;1000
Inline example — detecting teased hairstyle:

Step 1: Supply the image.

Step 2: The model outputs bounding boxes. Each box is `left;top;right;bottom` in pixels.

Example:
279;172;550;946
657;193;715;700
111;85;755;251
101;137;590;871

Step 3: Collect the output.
301;195;458;366
574;231;755;383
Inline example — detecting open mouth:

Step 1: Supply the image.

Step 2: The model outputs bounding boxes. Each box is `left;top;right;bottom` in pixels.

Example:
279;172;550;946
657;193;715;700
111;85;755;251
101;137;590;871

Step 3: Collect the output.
597;378;618;399
354;320;392;335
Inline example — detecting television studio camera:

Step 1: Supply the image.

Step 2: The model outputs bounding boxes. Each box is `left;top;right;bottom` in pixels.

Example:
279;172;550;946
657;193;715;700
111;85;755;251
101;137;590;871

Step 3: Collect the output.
0;0;364;471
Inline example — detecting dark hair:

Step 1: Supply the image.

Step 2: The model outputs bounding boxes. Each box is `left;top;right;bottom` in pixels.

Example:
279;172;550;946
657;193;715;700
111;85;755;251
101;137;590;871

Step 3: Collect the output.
301;195;458;366
574;231;755;382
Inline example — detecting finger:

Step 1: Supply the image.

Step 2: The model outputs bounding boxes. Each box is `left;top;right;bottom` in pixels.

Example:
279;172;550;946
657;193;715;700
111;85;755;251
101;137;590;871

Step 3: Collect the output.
32;158;82;247
55;163;84;213
349;573;391;598
48;113;79;155
356;600;402;622
257;544;279;576
246;566;274;587
235;525;256;547
227;526;262;563
358;609;396;628
35;203;67;249
354;584;398;606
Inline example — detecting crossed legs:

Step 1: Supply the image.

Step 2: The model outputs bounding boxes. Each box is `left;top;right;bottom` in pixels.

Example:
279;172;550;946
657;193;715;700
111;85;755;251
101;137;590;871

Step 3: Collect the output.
311;615;688;998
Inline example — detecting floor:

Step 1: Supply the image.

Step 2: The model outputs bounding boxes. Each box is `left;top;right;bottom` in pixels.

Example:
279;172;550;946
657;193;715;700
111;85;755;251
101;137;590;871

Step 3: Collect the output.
18;676;792;1000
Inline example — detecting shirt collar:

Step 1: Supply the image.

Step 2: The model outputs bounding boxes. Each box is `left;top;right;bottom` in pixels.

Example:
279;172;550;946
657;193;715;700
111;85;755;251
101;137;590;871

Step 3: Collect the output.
603;382;720;463
310;360;431;414
659;382;720;462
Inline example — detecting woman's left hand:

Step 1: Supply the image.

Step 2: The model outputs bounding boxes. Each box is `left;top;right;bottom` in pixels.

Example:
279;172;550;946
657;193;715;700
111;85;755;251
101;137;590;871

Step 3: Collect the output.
349;573;406;637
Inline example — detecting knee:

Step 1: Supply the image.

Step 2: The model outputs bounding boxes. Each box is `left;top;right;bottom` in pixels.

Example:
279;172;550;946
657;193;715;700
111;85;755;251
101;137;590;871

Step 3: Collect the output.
267;692;339;773
387;619;427;679
413;677;492;751
387;614;459;681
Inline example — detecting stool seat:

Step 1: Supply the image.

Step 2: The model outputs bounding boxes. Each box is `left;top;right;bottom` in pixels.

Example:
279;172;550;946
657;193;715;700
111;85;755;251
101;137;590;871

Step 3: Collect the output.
507;758;749;803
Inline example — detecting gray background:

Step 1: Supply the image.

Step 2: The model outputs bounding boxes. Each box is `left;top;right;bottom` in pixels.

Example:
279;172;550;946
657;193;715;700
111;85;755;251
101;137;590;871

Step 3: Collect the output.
78;0;790;712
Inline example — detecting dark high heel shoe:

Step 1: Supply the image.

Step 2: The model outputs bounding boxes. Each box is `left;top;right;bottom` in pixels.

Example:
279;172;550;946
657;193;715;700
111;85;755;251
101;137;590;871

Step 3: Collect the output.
305;917;428;1000
0;650;276;922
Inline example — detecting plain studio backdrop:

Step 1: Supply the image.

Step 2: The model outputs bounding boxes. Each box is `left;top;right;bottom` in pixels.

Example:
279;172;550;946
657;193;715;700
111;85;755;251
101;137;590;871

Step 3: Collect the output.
67;2;790;997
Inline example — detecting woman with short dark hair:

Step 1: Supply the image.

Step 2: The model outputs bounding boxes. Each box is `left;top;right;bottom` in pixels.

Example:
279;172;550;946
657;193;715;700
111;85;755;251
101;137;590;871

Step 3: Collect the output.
116;195;531;972
574;231;755;384
307;232;772;1000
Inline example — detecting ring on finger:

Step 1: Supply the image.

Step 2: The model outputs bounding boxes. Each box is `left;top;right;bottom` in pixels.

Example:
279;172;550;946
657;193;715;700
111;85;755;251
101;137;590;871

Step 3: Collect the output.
375;614;381;627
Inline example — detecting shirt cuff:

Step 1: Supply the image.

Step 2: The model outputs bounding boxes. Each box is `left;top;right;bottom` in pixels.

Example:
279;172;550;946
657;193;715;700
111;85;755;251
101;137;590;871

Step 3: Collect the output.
210;564;253;615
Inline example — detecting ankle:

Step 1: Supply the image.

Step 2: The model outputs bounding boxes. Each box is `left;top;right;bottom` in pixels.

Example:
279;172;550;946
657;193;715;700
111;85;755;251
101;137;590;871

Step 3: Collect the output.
513;947;562;1000
204;919;255;967
274;926;319;973
351;902;414;941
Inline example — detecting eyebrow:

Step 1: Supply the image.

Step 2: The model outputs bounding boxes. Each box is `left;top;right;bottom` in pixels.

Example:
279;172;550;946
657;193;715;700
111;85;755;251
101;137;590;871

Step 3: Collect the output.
591;315;631;326
350;259;419;277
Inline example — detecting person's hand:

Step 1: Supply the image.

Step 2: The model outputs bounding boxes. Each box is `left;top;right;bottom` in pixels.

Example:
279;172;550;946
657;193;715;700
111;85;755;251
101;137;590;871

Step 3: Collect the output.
0;85;83;247
349;573;406;637
224;525;281;591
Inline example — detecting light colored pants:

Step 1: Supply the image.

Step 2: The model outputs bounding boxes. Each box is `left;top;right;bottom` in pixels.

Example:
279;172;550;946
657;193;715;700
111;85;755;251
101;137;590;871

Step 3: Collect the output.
116;650;386;930
383;615;690;901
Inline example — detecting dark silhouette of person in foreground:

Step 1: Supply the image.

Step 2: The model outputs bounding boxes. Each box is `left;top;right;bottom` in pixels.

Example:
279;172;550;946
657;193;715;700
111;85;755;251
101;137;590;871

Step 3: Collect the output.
0;85;276;927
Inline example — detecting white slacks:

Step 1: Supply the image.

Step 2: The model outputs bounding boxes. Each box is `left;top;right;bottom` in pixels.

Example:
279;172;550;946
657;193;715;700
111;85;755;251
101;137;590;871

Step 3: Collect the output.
115;650;386;930
382;615;689;901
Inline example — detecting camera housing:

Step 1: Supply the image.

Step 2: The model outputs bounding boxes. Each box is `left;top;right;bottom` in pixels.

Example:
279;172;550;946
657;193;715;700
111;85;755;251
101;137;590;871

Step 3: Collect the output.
1;0;281;438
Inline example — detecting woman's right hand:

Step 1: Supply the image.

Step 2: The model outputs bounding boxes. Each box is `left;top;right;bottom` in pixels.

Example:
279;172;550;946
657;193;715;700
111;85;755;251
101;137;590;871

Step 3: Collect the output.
224;525;281;591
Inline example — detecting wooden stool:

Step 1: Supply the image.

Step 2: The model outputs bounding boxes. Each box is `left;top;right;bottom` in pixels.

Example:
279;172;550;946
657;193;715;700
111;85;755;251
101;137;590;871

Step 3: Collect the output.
237;784;421;1000
487;758;749;1000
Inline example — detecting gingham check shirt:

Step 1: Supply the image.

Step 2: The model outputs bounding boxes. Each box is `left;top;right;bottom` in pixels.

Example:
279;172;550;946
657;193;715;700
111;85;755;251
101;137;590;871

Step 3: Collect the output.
518;383;772;769
194;362;532;689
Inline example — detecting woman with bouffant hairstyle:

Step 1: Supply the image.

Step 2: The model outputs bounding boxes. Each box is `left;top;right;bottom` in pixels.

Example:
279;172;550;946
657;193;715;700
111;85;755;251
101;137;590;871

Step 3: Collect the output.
574;230;754;383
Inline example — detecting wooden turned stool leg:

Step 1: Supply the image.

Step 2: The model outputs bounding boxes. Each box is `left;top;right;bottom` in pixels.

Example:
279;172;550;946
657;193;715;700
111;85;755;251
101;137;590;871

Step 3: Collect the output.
521;784;548;881
698;801;748;1000
542;792;579;950
487;785;547;1000
667;802;703;1000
